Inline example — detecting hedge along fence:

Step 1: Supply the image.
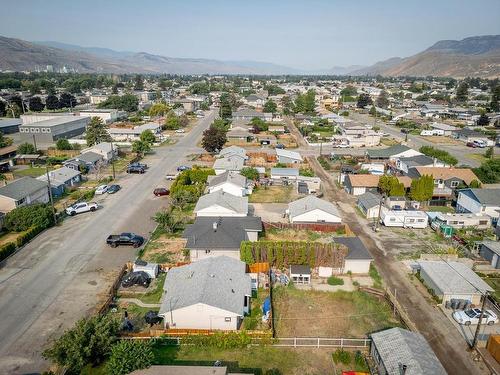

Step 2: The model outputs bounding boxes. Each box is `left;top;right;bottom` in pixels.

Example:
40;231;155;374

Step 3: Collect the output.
240;241;348;269
0;242;16;262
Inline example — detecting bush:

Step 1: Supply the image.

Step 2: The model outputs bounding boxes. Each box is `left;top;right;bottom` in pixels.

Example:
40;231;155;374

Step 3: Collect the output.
332;348;351;365
0;242;16;262
327;276;344;286
182;331;252;349
4;204;54;232
106;340;154;375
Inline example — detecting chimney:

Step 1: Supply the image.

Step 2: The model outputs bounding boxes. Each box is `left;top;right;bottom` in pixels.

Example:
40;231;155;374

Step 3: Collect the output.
213;222;218;232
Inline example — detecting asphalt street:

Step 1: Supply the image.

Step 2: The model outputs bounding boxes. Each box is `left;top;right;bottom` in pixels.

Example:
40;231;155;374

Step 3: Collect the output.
0;110;216;374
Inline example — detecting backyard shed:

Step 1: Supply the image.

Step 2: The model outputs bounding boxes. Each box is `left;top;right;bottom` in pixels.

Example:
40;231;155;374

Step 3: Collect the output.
289;265;311;284
333;236;373;274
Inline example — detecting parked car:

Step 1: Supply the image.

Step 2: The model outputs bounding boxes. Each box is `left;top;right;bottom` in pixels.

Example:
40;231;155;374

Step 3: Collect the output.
95;185;109;195
177;165;191;172
453;308;498;326
153;188;170;196
121;271;150;288
175;129;185;133
127;165;145;174
107;184;121;194
106;232;144;248
466;141;477;148
129;162;148;169
400;128;410;134
65;202;98;216
473;140;487;148
165;172;179;180
275;143;286;149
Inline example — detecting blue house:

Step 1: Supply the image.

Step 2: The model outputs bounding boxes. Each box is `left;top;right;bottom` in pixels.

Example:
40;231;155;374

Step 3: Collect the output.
37;166;82;197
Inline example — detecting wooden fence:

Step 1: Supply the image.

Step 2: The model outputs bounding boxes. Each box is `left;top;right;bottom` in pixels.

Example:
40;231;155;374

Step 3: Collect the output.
263;221;348;234
96;264;128;315
121;329;272;339
274;337;370;349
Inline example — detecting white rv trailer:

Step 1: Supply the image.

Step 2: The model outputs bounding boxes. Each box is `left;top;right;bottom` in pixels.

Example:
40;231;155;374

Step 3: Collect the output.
380;207;428;228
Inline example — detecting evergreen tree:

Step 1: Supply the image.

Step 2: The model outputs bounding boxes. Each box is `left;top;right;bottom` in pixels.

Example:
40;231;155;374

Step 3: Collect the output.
85;117;111;146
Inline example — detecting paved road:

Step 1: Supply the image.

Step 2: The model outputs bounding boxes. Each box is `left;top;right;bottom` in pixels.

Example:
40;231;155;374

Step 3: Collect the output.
0;110;216;374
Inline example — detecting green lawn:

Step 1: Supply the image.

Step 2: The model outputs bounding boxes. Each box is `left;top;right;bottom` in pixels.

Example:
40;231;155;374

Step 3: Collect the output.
481;274;500;304
423;206;455;213
13;167;48;178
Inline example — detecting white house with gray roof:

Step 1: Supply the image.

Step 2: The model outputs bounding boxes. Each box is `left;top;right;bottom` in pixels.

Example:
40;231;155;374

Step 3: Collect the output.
158;256;251;330
370;328;447;375
0;177;49;212
207;171;252;197
456;188;500;223
286;195;341;223
213;155;245;175
276;149;303;164
194;190;248;217
417;260;493;305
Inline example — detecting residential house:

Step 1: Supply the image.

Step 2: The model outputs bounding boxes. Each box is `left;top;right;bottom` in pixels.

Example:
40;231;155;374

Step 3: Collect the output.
429;122;457;136
276;149;303;164
452;128;489;143
430;212;491;230
478;241;500;269
370;327;447;375
107;123;162;141
0;177;49;213
344;174;380;196
232;109;272;122
219;146;248;160
194;190;248;217
63;151;104;171
207;171;252;197
286;195;341;223
81;142;117;162
213;156;245;175
417;260;493;305
244;94;266;108
395;155;439;174
366;144;422;161
456;188;500;223
270;167;299;181
357;191;382;219
183;216;262;261
36;166;82;197
158;256;251;330
335;123;381;147
333;236;374;274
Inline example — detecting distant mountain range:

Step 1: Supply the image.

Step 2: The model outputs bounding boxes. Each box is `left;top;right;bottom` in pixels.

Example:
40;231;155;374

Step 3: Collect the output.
0;34;499;77
350;35;500;78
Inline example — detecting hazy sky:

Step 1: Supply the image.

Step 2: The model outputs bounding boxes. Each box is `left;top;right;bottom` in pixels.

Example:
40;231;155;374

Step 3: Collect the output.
1;0;499;70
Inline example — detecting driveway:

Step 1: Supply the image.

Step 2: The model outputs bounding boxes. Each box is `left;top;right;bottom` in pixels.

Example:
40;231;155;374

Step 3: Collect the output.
0;110;217;374
249;203;288;223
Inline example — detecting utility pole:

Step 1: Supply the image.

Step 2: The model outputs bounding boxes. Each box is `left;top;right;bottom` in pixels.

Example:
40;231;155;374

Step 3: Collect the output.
32;134;38;153
45;163;57;225
374;194;386;232
471;293;488;349
110;141;116;180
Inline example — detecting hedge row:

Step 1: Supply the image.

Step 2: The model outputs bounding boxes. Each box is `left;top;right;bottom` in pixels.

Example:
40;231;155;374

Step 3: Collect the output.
0;242;16;262
240;241;348;269
16;226;45;248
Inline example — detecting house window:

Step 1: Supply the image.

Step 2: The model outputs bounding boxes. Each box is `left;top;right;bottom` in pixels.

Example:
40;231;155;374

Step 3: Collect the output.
450;181;459;188
225;317;231;322
389;218;396;222
244;297;248;307
479;221;488;225
17;197;26;206
205;249;211;254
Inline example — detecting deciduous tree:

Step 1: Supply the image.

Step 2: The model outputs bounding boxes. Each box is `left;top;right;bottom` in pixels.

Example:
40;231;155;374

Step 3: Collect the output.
106;340;154;375
140;129;156;144
28;96;44;112
202;125;227;153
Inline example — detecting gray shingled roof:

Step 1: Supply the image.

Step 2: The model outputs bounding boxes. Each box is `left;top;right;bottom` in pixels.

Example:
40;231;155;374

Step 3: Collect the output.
194;190;248;215
371;328;447;375
207;171;247;188
418;260;493;294
366;144;411;159
159;256;251;316
333;237;373;260
37;166;81;186
213;156;245;171
398;155;434;167
288;196;340;219
357;191;382;209
480;241;500;256
467;188;500;205
0;177;48;200
183;216;262;249
219;146;247;158
76;151;103;164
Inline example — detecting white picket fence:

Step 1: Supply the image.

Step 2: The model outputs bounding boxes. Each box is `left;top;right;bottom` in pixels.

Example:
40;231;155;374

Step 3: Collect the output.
273;337;371;349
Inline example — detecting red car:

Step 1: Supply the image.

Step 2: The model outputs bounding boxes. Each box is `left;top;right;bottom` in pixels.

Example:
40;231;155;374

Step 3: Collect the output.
153;188;170;196
466;141;477;148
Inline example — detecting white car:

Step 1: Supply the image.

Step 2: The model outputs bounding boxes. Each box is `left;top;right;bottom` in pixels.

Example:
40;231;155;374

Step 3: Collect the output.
165;172;179;180
95;185;109;195
453;308;498;326
66;202;98;216
175;129;185;133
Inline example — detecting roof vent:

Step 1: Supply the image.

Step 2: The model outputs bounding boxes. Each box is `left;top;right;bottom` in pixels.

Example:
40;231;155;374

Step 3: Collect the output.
231;289;235;293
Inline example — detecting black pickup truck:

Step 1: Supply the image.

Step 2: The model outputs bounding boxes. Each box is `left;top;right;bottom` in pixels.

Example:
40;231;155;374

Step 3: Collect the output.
106;233;144;248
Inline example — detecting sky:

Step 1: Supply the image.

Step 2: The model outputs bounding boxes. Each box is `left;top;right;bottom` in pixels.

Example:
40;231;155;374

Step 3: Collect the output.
1;0;499;70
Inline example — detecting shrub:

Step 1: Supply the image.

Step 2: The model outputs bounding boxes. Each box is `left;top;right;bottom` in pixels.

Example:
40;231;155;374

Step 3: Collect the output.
182;331;252;349
332;348;351;365
4;204;54;232
106;340;154;375
0;242;16;262
327;276;344;286
70;189;95;201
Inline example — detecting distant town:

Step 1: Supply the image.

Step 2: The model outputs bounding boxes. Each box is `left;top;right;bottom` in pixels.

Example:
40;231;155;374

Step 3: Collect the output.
0;72;500;375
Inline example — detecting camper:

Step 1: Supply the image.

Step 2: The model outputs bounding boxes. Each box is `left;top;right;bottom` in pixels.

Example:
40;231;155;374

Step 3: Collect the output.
380;207;428;228
430;212;491;230
420;129;444;136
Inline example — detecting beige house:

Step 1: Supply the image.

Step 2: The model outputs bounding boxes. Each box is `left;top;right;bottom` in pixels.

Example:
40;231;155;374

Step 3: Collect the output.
0;177;49;213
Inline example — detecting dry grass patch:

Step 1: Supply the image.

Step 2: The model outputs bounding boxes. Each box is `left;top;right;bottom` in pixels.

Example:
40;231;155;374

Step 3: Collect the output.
249;186;298;203
421;136;462;145
141;236;187;264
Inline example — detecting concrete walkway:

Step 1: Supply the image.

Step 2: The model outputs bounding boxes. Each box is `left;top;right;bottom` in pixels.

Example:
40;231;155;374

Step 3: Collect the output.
119;298;161;308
